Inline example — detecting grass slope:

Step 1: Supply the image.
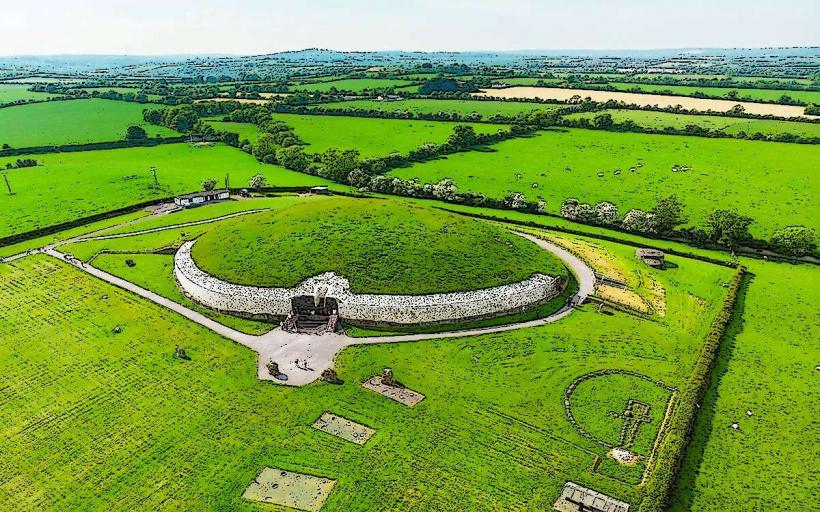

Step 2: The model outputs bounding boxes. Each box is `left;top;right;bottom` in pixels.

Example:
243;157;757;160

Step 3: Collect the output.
391;128;820;236
191;196;568;294
269;113;504;158
0;143;338;238
0;99;180;148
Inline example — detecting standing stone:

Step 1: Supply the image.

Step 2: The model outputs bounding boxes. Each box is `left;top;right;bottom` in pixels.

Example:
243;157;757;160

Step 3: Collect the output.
266;360;279;376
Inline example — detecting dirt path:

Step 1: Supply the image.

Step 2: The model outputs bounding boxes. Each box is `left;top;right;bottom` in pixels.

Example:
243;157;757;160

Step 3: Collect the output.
41;233;596;386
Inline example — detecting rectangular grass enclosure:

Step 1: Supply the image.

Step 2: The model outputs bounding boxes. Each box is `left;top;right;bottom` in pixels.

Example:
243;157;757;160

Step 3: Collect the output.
243;467;336;511
311;412;376;445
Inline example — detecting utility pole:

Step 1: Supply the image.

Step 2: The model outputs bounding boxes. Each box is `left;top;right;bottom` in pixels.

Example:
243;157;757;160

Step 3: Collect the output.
225;173;230;190
149;166;158;186
2;172;13;195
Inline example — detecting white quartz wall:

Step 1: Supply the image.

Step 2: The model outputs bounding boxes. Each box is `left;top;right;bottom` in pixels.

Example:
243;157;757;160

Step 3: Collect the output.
174;240;561;325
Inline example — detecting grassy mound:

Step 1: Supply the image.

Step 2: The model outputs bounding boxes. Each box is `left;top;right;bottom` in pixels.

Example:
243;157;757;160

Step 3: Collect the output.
191;197;567;294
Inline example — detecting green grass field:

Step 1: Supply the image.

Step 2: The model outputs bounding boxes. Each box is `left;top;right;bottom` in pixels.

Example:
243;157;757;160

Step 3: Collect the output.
203;119;264;142
290;78;415;92
311;98;564;118
191;196;568;294
269;112;504;157
0;143;339;238
0;99;179;148
391;128;820;236
0;210;733;510
563;109;820;138
0;84;60;105
671;259;820;511
600;82;820;105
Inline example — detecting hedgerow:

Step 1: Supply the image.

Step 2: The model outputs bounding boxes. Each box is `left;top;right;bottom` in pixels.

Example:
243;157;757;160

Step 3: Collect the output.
638;266;746;512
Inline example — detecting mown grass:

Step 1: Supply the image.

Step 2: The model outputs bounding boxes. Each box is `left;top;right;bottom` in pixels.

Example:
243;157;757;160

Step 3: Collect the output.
191;196;568;294
312;98;564;118
391;127;820;236
0;221;731;510
0;143;340;238
0;99;179;148
563;109;820;138
268;113;504;158
92;252;273;335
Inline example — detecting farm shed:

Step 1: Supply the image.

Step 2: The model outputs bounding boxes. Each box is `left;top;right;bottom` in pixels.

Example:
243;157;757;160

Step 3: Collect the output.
174;189;230;208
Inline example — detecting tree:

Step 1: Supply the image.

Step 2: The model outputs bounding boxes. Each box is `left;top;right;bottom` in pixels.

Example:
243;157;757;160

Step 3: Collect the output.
503;192;527;210
447;125;478;148
593;113;614;129
201;178;217;191
651;195;687;234
622;209;655;233
125;125;147;141
560;198;580;219
707;209;754;249
248;173;267;189
319;148;360;182
277;146;309;172
594;201;619;225
251;133;278;162
770;226;816;256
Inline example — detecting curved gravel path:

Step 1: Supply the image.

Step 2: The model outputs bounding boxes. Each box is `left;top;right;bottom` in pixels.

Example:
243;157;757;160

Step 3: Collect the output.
43;232;595;386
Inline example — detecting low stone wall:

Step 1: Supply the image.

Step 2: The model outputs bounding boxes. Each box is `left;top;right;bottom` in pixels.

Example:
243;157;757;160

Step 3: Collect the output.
173;240;561;325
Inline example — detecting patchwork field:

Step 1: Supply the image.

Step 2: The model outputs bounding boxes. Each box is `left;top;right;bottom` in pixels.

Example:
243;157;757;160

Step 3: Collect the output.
0;143;338;238
310;98;564;118
391;127;820;236
563;109;820;138
269;113;504;157
290;78;415;92
0;99;180;148
0;84;61;105
190;196;568;294
0;213;735;510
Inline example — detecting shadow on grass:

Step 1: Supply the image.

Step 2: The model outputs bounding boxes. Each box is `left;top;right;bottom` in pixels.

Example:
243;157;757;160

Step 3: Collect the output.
667;271;753;511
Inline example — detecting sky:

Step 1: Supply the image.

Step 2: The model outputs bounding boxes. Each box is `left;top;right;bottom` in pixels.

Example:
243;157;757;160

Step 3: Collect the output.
1;0;818;55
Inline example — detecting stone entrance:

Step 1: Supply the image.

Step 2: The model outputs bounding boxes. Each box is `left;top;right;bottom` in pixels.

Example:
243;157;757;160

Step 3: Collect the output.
286;295;339;333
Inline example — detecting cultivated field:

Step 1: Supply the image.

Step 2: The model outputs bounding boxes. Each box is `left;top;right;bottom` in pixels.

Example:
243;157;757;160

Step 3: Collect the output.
0;143;338;238
477;87;820;119
0;99;179;148
599;82;820;105
391;128;819;236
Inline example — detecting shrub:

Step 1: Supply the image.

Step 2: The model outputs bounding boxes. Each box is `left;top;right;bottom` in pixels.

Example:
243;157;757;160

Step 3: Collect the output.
770;225;816;256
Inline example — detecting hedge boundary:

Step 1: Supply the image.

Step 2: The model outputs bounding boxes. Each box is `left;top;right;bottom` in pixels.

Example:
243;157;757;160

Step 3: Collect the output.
0;136;187;158
637;266;746;512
